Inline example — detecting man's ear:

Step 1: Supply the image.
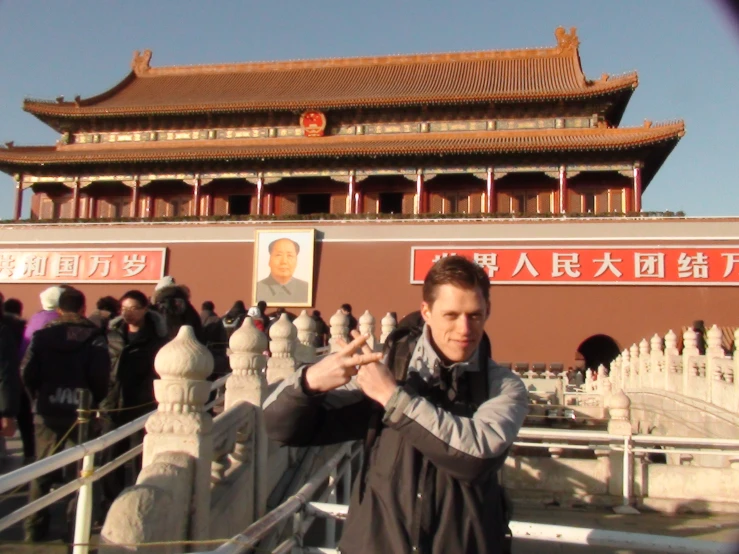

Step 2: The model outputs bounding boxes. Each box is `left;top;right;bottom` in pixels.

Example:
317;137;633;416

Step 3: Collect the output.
420;301;432;323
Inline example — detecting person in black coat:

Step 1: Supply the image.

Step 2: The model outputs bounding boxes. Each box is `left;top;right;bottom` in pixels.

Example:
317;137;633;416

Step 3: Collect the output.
21;287;110;542
222;300;247;339
100;290;168;513
151;284;204;343
0;294;20;440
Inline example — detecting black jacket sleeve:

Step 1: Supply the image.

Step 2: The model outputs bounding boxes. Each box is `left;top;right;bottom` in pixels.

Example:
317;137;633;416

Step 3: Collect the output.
0;323;20;417
264;368;372;447
87;334;112;407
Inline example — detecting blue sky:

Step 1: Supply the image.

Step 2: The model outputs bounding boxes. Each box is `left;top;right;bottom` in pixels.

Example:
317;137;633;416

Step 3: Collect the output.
0;0;737;218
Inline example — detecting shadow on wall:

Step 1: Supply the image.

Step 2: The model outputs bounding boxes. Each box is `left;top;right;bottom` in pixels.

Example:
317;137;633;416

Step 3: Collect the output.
577;334;621;371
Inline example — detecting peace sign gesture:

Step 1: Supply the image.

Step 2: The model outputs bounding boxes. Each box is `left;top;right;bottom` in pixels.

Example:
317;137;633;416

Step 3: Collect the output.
304;334;383;393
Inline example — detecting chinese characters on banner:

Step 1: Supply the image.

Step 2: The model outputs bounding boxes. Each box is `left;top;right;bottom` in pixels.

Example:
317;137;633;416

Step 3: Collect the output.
0;249;166;283
410;247;739;285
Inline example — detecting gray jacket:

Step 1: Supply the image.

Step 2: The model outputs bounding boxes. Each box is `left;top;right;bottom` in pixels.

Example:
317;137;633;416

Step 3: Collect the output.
264;325;528;553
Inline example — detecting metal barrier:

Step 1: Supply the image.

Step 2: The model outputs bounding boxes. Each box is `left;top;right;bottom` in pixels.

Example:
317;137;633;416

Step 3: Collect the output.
0;373;229;554
204;442;359;554
190;429;739;554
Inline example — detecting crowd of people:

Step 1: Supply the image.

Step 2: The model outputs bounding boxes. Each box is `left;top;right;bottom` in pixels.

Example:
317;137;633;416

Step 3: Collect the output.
0;277;347;542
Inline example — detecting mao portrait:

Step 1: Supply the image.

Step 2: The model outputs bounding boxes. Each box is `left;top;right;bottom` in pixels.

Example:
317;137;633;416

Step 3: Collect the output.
252;229;315;307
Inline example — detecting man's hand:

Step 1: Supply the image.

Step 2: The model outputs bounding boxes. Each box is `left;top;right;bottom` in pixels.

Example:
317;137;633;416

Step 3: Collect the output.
351;331;399;407
304;334;383;393
0;417;16;438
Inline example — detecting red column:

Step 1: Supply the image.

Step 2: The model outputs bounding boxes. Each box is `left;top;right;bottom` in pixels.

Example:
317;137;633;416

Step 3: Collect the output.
266;192;274;215
415;172;424;214
486;168;496;213
193;177;201;216
559;165;568;214
633;165;642;213
13;177;23;220
256;176;263;215
347;174;355;214
205;193;213;216
72;180;80;219
131;181;140;217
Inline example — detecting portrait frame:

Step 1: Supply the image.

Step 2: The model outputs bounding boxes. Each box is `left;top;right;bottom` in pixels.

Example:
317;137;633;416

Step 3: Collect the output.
252;228;316;308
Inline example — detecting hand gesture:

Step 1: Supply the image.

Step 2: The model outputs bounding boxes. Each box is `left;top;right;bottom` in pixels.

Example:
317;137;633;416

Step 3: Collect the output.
304;334;383;393
350;331;399;407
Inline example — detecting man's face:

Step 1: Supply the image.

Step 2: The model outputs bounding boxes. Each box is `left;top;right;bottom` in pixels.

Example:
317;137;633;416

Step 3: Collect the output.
269;239;298;283
121;298;147;327
420;284;489;364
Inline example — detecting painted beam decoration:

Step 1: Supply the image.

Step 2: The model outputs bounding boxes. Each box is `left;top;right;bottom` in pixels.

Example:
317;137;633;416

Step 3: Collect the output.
411;246;739;286
0;248;166;283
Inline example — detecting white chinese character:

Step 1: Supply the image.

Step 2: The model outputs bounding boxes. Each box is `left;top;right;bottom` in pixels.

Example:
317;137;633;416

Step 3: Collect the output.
593;252;623;278
0;254;16;278
722;253;739;278
431;252;456;264
552;253;581;278
87;254;113;278
122;254;147;277
473;253;499;277
20;255;48;278
677;252;709;279
634;253;665;278
53;255;80;278
511;253;539;277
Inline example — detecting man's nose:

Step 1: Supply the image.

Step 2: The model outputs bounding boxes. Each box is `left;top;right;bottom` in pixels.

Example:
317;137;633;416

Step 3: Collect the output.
456;315;471;334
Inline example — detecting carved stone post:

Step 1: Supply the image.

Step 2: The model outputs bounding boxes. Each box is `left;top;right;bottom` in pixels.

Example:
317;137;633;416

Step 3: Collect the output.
294;310;317;364
380;312;397;344
706;324;724;404
683;328;700;396
664;330;678;391
266;314;297;384
637;339;648;388
358;310;377;351
144;326;214;541
628;344;639;389
733;329;739;403
650;334;663;389
620;348;630;390
225;317;269;519
329;310;349;353
598;364;611;397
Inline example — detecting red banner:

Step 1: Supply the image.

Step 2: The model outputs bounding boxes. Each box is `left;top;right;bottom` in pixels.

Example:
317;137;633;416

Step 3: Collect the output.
411;246;739;285
0;249;166;283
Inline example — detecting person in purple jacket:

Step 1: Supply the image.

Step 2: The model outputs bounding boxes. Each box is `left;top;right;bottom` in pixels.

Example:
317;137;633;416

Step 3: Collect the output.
20;286;65;358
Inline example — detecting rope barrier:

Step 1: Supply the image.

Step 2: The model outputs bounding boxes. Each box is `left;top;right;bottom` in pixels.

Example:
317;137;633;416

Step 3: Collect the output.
0;421;79;504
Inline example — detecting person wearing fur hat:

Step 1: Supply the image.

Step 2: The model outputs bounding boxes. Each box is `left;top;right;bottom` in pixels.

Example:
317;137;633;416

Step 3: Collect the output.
151;282;204;343
20;286;65;358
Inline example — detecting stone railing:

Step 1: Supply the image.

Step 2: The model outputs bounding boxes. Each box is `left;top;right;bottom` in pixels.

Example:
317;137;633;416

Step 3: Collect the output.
100;308;398;551
610;325;739;414
608;324;739;452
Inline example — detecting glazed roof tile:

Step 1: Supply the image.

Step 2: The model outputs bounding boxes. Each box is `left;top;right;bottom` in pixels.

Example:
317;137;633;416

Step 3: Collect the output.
0;123;684;166
24;28;637;118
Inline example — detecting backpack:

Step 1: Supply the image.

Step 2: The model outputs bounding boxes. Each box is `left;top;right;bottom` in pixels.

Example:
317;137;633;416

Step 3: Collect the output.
362;312;513;551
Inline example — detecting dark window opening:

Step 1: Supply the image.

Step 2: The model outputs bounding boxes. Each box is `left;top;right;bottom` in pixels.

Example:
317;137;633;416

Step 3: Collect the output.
379;192;403;214
297;193;331;215
576;334;621;372
229;195;252;215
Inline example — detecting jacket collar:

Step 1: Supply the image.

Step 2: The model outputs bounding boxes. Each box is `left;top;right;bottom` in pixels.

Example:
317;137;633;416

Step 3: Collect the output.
408;324;479;380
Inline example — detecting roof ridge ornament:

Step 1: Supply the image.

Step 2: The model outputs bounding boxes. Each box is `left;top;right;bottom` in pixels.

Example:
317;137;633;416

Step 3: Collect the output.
554;26;579;52
131;49;153;75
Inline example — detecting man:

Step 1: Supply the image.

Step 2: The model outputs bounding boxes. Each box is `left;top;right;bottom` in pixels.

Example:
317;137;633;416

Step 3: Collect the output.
21;287;110;542
340;303;358;332
2;297;33;463
311;310;329;348
264;255;528;553
101;290;168;511
200;301;229;376
88;296;120;332
255;238;309;304
0;294;20;441
21;286;65;357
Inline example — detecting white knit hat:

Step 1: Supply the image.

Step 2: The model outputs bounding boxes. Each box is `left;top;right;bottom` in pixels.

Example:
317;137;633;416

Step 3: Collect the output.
39;286;64;311
155;276;175;291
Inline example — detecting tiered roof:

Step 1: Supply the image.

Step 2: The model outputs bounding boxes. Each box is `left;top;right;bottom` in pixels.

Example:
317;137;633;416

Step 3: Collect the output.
24;27;636;129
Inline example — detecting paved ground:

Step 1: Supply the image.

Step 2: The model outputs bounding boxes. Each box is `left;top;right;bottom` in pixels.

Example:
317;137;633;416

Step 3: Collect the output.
0;431;736;553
